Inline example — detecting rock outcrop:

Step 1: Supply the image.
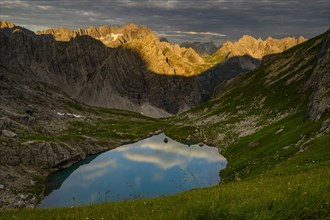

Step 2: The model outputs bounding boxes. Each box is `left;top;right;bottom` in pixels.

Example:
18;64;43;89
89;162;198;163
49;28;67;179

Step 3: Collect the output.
0;20;15;29
304;30;330;120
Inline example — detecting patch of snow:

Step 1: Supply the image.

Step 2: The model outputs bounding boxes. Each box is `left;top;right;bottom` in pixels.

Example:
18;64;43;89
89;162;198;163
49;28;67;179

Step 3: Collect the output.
57;112;64;116
105;33;123;41
67;113;82;118
56;112;82;118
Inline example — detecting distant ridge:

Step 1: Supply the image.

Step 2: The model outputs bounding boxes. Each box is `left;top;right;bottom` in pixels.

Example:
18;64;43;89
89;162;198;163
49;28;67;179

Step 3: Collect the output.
181;41;218;57
207;34;307;63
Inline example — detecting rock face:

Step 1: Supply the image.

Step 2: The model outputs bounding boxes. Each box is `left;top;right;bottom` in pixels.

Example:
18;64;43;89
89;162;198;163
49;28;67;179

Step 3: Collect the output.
181;41;218;57
304;30;330;120
0;20;14;28
0;21;202;116
37;23;206;76
209;35;307;63
1;129;17;138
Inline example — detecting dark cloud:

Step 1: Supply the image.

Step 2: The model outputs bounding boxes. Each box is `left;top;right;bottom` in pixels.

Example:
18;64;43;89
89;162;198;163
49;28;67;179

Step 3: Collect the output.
0;0;329;45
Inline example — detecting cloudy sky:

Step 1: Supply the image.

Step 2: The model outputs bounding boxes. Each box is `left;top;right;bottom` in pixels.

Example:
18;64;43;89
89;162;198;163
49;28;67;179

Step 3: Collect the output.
0;0;329;45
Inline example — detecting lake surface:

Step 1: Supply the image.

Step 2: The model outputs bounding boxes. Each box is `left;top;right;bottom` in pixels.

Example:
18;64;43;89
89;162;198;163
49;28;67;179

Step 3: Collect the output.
39;133;227;208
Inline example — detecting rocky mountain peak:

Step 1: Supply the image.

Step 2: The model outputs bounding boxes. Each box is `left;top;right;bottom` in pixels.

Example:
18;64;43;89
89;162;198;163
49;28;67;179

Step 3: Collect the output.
266;36;274;41
122;22;139;30
240;34;256;41
298;36;307;43
0;20;15;28
0;21;38;39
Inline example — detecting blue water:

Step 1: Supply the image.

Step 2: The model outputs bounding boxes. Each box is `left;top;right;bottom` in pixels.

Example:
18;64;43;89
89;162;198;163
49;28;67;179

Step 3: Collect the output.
39;133;227;208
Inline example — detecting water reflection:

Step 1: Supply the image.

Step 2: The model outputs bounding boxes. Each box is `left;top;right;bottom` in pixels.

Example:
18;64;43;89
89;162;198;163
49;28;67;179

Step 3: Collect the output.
39;133;227;208
43;153;100;196
119;135;225;170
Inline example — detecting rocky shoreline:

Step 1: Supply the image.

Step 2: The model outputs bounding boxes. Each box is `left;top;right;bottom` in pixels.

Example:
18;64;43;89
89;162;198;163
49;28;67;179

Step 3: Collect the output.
0;65;164;209
0;129;162;210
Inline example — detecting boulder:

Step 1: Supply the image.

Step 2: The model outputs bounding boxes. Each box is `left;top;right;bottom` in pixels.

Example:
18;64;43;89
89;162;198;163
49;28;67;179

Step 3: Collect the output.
248;141;259;148
1;129;17;138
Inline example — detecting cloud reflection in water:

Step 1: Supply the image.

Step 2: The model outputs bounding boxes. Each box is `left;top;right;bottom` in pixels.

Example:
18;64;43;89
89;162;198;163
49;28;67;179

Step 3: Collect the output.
39;133;227;208
119;134;226;170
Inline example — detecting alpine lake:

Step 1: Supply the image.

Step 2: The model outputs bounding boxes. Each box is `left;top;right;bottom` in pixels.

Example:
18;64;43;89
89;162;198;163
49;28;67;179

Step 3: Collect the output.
39;133;227;208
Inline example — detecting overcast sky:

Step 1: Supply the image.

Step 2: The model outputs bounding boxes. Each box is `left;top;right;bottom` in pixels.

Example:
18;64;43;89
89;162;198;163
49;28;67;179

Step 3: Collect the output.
0;0;329;45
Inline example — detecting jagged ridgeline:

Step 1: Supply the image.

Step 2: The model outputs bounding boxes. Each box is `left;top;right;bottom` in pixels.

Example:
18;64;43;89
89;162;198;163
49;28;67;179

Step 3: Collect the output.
36;22;207;76
206;35;307;63
0;20;307;117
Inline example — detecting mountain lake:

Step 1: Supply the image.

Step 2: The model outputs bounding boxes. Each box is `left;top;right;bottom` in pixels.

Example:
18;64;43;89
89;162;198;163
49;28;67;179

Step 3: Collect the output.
39;133;227;208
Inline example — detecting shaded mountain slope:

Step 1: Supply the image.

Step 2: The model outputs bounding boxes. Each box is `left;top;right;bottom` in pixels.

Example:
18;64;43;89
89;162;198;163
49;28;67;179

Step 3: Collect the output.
0;23;202;116
180;41;218;57
198;55;261;99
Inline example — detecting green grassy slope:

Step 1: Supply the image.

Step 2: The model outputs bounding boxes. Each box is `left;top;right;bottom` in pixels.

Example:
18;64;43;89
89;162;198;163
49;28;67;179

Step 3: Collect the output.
1;32;329;219
1;168;328;220
23;106;167;146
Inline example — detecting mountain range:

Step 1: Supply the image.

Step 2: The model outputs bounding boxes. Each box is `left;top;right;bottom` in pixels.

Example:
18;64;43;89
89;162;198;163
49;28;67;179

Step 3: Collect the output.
207;34;306;63
36;23;206;76
0;21;306;117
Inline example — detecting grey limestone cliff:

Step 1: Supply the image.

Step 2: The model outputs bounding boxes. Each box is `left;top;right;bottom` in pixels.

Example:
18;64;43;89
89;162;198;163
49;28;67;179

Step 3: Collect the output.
0;23;201;117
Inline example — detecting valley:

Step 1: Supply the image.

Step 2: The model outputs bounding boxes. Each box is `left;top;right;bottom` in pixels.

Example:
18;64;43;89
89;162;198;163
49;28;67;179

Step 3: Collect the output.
0;19;329;219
